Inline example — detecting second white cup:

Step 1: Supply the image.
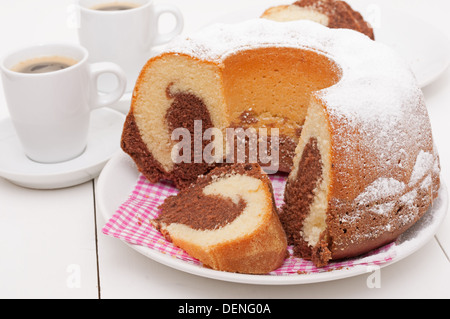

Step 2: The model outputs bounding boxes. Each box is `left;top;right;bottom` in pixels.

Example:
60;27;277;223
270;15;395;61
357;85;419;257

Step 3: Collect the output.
77;0;184;92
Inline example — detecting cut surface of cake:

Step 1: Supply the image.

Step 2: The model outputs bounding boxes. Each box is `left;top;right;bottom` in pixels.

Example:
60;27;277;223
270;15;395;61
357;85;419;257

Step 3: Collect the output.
261;0;375;40
122;18;440;266
152;163;287;274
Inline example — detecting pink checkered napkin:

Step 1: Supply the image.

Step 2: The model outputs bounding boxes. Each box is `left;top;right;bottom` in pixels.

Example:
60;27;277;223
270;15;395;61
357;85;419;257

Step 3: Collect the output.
102;173;396;275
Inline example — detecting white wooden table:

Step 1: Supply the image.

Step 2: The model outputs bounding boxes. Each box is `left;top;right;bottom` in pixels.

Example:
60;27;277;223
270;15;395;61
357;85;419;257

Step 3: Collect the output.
1;0;449;299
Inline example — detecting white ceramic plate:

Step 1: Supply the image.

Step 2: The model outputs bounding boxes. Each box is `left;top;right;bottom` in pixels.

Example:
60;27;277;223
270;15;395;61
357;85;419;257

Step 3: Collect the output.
208;2;450;88
0;108;125;189
96;150;448;285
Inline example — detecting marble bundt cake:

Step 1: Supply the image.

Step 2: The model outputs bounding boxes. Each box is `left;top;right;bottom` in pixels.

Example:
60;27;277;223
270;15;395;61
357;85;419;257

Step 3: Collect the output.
261;0;375;40
153;163;287;274
122;19;440;266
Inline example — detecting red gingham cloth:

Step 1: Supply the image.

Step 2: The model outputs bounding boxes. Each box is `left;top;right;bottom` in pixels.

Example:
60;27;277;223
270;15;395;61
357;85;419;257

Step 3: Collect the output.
102;174;396;275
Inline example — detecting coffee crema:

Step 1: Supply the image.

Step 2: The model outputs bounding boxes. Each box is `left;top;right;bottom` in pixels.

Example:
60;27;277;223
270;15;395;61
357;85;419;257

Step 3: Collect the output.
11;56;78;74
91;2;140;11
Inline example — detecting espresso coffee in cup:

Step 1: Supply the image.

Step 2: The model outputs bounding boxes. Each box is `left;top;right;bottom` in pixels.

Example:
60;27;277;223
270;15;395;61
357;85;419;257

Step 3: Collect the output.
91;2;140;11
11;56;78;74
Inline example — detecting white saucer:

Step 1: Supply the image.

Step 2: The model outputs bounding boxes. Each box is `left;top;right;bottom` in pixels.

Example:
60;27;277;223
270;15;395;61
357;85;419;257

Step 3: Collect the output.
0;108;125;189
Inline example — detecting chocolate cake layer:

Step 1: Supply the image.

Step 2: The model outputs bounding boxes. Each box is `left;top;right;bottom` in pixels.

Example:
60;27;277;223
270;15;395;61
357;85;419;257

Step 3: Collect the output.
280;137;323;259
165;84;216;186
157;163;269;231
157;190;247;231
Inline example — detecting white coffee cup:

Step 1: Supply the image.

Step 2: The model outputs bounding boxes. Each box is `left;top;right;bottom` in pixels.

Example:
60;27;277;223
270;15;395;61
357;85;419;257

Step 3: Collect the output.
0;43;127;164
77;0;184;92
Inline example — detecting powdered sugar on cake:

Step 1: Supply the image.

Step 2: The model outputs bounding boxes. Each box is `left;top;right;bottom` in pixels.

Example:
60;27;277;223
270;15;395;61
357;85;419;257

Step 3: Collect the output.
355;178;406;206
409;151;435;186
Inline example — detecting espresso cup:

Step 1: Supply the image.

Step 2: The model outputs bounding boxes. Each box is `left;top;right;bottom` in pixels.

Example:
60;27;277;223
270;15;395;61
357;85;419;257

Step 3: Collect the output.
0;43;126;163
77;0;184;92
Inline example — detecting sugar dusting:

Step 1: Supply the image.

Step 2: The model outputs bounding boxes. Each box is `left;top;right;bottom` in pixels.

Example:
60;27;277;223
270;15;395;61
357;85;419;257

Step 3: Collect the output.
355;178;406;206
409;151;434;186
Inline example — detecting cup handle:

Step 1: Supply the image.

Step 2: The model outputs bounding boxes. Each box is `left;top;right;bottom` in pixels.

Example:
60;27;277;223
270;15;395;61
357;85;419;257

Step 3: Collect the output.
88;62;127;109
153;4;184;46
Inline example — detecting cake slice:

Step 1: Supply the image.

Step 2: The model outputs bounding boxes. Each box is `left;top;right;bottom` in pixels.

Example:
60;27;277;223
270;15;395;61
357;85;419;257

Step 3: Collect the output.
261;0;375;40
152;163;287;274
